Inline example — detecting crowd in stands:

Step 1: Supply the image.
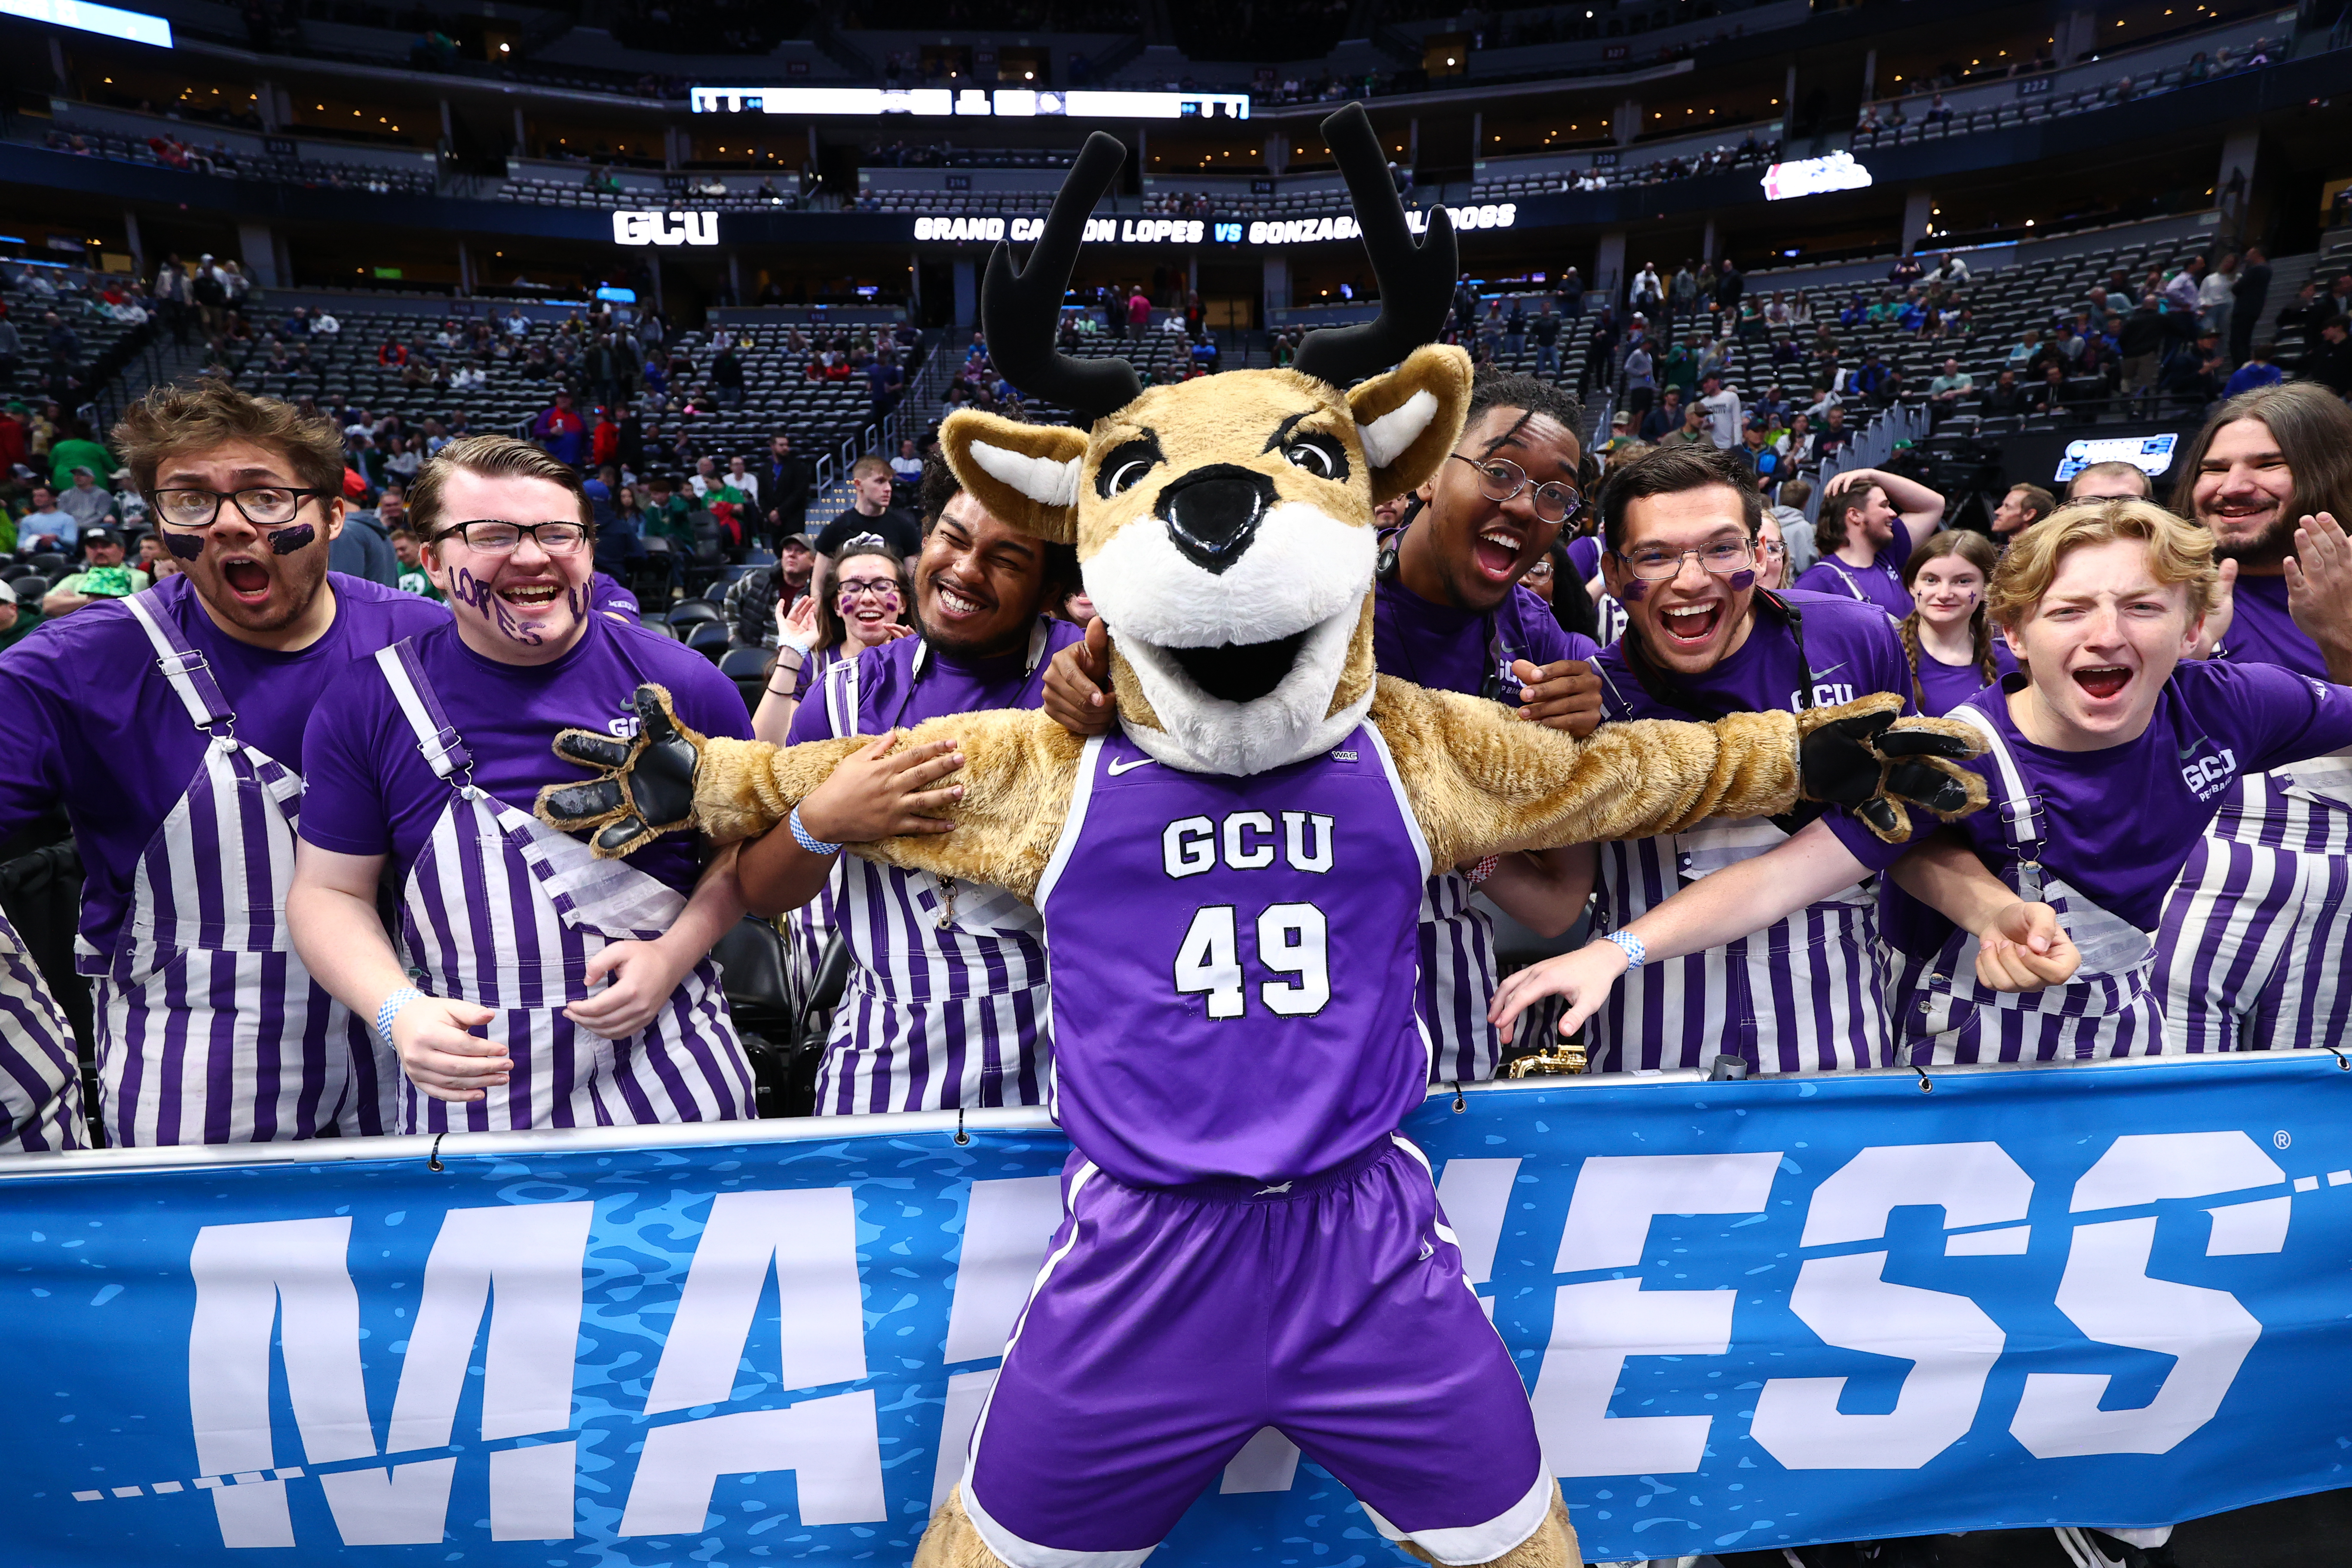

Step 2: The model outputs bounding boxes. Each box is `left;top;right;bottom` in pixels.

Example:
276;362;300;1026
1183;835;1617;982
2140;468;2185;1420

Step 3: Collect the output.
1854;35;2294;148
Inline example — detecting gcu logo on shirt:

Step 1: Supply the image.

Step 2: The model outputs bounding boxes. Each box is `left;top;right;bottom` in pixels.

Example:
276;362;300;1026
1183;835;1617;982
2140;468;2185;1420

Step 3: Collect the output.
2181;746;2239;801
1162;812;1336;879
1791;662;1856;712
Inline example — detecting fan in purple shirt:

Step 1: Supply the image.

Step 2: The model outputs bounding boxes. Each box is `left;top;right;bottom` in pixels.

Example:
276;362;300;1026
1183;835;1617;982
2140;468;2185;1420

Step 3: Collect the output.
1497;499;2352;1075
2156;383;2352;1061
1896;529;2018;716
1794;464;1947;619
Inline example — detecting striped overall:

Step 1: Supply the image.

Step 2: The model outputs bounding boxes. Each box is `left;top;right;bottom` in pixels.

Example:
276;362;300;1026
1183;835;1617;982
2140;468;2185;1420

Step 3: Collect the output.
0;909;86;1150
1592;814;1888;1075
1899;706;2165;1063
2156;764;2352;1054
1419;870;1501;1083
373;641;757;1133
805;642;1055;1115
78;592;395;1145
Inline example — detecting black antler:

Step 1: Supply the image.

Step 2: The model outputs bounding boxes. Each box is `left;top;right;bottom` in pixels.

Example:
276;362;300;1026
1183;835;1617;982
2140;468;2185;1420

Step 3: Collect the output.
1291;102;1459;387
981;131;1144;428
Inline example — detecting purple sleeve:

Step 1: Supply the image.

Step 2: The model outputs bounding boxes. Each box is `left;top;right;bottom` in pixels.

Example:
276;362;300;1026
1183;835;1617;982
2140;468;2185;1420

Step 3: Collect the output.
1511;590;1599;668
2210;661;2352;772
667;655;756;745
0;651;66;841
783;671;838;744
297;669;398;857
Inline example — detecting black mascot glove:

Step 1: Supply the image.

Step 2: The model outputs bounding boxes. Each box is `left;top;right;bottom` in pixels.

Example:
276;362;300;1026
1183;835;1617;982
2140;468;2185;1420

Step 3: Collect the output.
536;685;710;858
1795;695;1989;843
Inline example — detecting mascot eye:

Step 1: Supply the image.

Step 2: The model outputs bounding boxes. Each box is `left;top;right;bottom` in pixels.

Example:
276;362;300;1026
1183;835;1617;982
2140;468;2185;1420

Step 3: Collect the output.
1281;435;1348;482
1095;436;1164;499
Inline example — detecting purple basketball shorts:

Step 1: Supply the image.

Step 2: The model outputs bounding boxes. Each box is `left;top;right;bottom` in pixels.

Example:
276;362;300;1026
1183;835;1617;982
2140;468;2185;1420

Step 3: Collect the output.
959;1135;1553;1568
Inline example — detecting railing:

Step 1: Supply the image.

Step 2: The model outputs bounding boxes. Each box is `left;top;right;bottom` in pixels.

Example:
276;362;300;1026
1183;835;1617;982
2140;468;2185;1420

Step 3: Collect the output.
1807;401;1930;522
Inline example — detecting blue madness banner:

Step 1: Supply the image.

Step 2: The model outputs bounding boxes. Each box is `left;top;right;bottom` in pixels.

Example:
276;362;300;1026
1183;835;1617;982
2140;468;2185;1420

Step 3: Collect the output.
4;1052;2351;1565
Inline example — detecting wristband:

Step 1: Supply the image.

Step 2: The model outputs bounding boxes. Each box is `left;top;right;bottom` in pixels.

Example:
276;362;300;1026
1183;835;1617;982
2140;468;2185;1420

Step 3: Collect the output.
1462;854;1502;886
789;803;843;857
1603;931;1646;971
375;985;427;1042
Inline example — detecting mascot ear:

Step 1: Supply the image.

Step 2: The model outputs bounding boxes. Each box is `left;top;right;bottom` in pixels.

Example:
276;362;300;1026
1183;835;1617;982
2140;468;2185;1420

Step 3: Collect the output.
940;408;1090;545
1346;343;1473;506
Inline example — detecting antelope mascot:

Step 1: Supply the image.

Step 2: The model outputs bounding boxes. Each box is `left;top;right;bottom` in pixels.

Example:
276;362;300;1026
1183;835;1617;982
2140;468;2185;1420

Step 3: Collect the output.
541;107;1985;1568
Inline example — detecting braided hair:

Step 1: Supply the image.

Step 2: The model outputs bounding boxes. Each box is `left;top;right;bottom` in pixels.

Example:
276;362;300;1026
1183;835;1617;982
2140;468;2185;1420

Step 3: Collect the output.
1897;530;2001;710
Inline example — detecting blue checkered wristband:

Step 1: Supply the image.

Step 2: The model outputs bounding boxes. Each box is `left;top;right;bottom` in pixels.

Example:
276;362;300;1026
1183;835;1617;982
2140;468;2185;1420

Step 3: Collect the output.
1604;931;1647;971
789;804;843;857
376;986;427;1042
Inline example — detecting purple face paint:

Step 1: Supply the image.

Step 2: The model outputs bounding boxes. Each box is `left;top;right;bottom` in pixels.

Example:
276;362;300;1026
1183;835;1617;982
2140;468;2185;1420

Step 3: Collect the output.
162;531;206;561
267;522;316;556
449;565;545;646
1727;568;1756;590
1619;578;1650;603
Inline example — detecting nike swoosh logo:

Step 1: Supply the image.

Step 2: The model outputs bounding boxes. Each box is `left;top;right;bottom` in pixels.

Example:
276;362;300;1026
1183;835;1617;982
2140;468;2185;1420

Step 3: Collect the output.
1809;662;1847;681
1107;756;1158;776
2178;736;2209;759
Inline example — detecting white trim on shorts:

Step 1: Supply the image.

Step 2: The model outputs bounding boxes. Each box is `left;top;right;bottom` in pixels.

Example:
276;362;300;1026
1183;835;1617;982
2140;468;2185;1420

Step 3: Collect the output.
960;1483;1157;1568
1357;1467;1556;1566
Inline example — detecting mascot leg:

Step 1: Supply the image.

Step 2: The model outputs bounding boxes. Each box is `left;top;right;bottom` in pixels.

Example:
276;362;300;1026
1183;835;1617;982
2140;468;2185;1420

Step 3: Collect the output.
913;1487;1017;1568
1399;1489;1581;1568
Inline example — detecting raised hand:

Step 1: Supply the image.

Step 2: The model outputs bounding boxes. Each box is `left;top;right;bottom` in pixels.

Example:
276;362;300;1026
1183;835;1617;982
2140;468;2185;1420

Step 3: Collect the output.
2285;511;2352;680
2191;558;2238;659
1042;617;1116;738
537;685;711;858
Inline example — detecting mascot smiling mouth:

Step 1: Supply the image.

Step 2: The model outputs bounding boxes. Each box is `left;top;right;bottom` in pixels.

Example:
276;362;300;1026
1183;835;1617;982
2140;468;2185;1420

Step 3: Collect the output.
1165;631;1309;705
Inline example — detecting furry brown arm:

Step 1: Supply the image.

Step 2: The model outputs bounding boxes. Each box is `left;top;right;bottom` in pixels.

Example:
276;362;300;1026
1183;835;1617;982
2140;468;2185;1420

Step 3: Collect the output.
1372;677;1987;867
1373;677;1803;869
692;711;1086;904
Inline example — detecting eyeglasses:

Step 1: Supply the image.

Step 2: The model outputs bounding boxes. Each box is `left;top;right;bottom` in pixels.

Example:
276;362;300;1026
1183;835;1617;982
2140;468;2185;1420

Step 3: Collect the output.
151;486;332;528
836;578;901;603
1758;541;1788;560
1614;539;1757;580
435;519;591;555
1449;454;1583;524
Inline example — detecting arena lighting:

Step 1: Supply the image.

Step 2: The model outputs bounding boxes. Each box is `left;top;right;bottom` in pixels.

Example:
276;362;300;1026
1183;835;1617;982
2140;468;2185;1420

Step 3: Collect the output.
1;0;171;46
612;210;719;246
909;205;1516;247
691;86;1250;120
1760;150;1873;200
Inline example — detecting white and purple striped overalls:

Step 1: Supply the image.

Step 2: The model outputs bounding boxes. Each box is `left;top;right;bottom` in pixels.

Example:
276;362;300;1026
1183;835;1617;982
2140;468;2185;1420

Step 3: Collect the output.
804;645;1055;1116
78;591;395;1145
372;641;756;1133
2157;764;2352;1054
1901;705;2165;1063
0;909;86;1150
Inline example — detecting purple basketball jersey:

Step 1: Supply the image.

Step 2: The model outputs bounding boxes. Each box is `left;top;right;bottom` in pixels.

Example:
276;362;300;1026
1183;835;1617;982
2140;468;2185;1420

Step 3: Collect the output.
1035;726;1433;1189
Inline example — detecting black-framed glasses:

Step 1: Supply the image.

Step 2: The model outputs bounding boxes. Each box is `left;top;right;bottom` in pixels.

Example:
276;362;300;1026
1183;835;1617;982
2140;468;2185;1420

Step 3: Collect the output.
151;486;334;529
435;519;592;555
1615;539;1757;580
1450;454;1583;523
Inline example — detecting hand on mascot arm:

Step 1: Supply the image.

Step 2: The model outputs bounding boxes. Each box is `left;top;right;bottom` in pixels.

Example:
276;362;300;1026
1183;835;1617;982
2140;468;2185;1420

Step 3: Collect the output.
1509;658;1603;735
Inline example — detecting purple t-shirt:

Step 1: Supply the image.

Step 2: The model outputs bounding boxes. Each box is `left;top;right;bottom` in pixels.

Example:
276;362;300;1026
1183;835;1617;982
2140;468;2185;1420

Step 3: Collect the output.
784;618;1085;742
1565;535;1603;580
0;573;450;956
300;614;753;895
1913;641;2020;717
2215;574;2327;679
1592;588;1913;864
1373;580;1600;702
1945;660;2352;930
1794;534;1914;621
589;572;640;621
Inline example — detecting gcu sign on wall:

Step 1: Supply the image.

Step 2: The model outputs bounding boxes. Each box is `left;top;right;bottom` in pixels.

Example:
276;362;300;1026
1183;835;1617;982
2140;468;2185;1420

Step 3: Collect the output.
6;1055;2349;1565
611;210;720;247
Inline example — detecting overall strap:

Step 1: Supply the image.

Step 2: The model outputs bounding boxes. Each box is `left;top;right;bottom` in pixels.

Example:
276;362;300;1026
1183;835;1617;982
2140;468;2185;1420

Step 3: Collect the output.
122;590;236;736
1946;704;2046;901
823;650;863;738
1825;558;1871;603
372;640;477;785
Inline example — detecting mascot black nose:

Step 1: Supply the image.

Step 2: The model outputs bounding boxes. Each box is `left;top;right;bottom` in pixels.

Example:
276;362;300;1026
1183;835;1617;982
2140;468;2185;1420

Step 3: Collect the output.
1156;464;1276;574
